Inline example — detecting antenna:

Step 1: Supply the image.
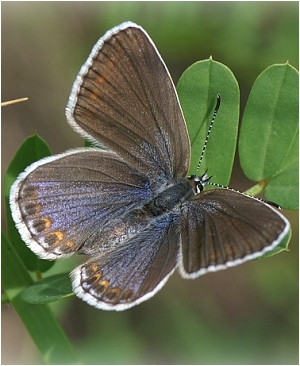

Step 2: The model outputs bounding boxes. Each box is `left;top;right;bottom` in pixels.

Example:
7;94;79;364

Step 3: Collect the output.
193;95;281;209
195;94;221;175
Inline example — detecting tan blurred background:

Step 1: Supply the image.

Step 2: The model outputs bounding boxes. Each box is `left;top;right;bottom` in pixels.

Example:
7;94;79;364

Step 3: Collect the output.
2;2;298;364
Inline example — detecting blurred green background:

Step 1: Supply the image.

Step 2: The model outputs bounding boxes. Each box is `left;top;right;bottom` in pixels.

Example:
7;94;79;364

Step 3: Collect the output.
2;2;298;364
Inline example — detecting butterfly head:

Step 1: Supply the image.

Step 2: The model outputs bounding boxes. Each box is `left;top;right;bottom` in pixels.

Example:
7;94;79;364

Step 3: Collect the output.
187;172;212;194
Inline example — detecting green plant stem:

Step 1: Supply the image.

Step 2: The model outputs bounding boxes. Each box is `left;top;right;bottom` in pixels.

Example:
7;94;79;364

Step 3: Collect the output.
2;231;81;365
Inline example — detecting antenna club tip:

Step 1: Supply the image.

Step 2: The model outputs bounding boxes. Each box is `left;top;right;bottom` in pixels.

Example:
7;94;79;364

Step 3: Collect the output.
215;94;221;110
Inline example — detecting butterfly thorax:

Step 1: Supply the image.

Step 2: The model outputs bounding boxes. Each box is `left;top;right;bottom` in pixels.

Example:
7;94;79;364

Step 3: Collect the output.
145;178;195;216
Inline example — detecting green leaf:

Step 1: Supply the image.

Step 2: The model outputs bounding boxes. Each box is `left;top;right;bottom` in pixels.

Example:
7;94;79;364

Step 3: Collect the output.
239;63;299;209
84;138;110;150
21;273;73;304
259;227;291;259
84;139;94;148
4;134;54;272
2;231;81;364
177;58;240;186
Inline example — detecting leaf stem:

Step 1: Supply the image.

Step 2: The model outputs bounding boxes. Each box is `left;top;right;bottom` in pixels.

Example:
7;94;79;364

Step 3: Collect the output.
244;180;268;197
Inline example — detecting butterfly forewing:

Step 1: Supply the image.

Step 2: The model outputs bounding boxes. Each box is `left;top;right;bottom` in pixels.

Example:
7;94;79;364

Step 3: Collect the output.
66;22;190;187
178;189;290;278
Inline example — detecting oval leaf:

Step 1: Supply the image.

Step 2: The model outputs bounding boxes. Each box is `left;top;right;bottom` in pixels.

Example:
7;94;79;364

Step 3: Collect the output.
239;63;299;209
177;58;240;186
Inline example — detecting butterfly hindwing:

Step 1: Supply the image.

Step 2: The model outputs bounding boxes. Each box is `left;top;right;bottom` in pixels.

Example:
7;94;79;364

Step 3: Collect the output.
72;215;179;310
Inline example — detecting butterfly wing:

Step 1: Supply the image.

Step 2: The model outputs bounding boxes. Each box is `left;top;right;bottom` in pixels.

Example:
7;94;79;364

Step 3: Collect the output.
178;189;290;278
66;22;190;187
71;215;179;310
10;149;152;260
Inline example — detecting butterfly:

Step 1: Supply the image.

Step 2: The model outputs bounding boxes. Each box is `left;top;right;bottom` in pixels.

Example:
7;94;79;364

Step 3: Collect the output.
10;22;290;310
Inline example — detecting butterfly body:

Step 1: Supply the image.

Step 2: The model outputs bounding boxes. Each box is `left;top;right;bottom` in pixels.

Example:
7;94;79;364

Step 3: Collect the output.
79;174;199;257
10;22;290;310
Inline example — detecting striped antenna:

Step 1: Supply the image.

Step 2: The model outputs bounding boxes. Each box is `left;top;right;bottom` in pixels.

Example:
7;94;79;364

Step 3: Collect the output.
194;95;282;209
195;94;221;175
